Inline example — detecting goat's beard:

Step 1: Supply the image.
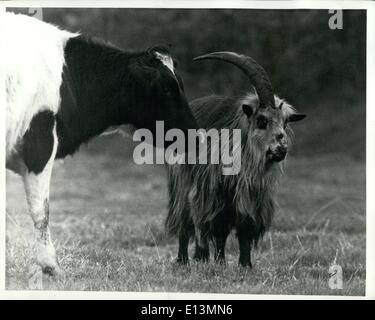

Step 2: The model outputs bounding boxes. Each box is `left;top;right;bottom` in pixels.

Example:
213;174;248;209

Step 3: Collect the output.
240;133;287;177
266;149;287;164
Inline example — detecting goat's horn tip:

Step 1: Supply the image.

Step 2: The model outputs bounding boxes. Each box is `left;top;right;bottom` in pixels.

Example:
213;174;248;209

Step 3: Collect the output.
193;55;206;61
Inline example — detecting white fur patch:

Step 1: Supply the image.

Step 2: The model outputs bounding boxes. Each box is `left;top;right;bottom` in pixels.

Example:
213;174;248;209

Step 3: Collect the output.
154;51;175;74
23;124;57;216
274;96;296;119
2;12;77;159
23;124;58;269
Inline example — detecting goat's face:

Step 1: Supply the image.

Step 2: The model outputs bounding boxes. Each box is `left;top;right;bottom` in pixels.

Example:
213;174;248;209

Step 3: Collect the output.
191;51;306;165
242;96;306;165
128;46;198;148
151;60;196;135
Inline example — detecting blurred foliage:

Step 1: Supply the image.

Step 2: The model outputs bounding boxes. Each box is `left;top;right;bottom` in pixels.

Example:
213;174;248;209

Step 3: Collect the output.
38;9;366;104
8;8;366;158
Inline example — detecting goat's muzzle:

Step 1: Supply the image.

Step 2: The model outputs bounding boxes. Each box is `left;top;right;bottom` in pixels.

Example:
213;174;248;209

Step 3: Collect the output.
267;145;287;162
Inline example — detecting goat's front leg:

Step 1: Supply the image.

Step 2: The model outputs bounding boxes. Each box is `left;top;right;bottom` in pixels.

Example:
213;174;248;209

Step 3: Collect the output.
22;115;61;276
237;224;252;268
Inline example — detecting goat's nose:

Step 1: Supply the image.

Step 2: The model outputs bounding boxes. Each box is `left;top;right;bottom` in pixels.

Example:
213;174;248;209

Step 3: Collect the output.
276;133;284;141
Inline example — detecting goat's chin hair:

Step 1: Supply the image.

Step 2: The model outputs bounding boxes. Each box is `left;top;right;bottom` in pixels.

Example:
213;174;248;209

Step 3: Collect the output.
226;106;284;239
166;101;291;245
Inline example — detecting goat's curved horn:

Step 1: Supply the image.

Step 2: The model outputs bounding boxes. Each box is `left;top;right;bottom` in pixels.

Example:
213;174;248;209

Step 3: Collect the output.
194;51;275;109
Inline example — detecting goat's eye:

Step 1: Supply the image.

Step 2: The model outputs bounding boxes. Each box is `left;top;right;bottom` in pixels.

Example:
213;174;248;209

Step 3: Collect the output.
163;88;171;96
256;115;268;129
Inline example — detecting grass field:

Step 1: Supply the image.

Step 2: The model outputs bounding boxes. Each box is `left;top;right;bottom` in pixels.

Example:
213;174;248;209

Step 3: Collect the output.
5;135;365;295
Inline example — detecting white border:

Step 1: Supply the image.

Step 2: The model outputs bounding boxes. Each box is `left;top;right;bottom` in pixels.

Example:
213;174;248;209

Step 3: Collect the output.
0;3;6;300
1;0;374;10
366;3;375;299
0;0;374;300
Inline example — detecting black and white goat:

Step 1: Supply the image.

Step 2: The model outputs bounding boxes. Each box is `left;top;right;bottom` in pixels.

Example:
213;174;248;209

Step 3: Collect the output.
4;12;198;275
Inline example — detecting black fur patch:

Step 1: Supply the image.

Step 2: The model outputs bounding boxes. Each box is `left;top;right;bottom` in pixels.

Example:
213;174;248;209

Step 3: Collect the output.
23;110;55;174
56;36;125;158
56;36;196;159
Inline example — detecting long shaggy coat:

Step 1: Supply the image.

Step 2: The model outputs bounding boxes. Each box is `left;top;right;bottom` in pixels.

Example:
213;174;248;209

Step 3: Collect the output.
166;93;296;265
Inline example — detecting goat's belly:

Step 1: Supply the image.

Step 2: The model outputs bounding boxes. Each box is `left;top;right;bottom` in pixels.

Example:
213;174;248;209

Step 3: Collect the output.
3;12;76;157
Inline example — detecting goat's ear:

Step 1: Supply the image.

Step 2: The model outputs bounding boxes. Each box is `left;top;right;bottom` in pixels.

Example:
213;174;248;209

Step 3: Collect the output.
242;104;254;117
288;113;306;122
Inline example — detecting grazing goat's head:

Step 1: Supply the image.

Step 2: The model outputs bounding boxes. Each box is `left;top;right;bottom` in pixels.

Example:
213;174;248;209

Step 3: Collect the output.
194;52;306;166
130;45;198;141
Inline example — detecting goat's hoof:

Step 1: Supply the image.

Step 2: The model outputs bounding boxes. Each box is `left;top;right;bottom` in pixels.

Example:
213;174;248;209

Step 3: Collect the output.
238;262;253;269
42;265;64;277
172;258;190;271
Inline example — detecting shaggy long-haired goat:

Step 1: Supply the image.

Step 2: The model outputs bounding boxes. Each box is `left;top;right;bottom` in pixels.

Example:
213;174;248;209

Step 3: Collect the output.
166;52;306;267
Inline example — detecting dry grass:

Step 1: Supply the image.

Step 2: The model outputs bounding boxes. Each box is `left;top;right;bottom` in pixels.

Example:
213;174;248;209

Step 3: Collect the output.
5;137;365;295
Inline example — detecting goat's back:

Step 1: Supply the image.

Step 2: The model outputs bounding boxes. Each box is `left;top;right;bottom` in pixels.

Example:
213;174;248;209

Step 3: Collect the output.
190;95;239;130
4;12;77;157
166;95;238;235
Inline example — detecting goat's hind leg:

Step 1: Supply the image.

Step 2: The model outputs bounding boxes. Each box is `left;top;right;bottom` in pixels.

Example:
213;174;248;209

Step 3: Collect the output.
176;212;193;265
213;231;229;265
213;209;231;265
193;224;210;262
177;230;190;265
22;110;61;276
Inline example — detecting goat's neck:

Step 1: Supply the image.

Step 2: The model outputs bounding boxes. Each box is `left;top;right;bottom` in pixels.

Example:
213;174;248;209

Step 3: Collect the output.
56;36;139;158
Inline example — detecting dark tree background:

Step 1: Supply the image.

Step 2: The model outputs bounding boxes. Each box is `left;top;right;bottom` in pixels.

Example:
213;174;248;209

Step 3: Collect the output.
9;8;366;159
